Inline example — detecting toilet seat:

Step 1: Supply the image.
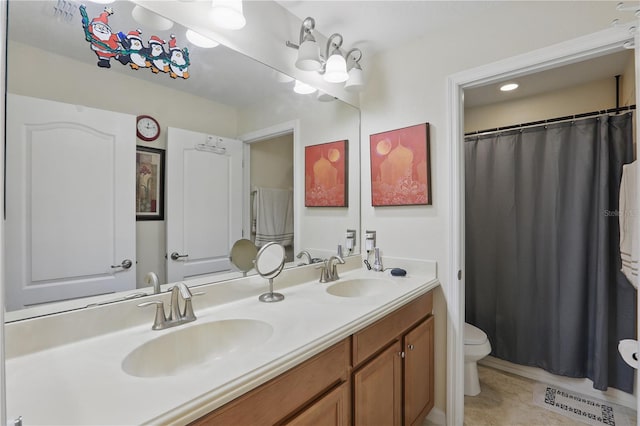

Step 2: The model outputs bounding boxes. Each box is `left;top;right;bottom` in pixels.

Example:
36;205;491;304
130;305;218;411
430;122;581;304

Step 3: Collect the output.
464;323;487;345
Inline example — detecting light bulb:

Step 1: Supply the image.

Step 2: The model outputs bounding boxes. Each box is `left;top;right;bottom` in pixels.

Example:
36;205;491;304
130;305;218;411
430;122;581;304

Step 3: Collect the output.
185;29;219;48
211;0;246;30
296;39;321;71
294;80;317;95
344;66;364;92
131;5;173;31
324;53;348;83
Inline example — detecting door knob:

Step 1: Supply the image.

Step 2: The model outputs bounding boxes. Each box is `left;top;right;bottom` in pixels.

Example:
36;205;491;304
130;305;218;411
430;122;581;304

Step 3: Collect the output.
111;259;133;269
170;252;189;261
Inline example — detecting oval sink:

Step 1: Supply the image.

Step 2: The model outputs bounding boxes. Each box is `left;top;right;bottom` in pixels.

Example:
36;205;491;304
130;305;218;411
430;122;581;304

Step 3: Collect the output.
122;319;273;378
326;278;392;298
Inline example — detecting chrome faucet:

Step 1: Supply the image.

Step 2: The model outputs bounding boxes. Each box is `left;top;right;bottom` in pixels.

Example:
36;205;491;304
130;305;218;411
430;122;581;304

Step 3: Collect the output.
138;282;202;330
327;255;345;281
144;271;160;294
296;250;313;266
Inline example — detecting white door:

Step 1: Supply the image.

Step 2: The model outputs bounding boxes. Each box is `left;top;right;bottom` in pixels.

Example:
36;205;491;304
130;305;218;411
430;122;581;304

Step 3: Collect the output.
166;127;243;283
5;94;136;311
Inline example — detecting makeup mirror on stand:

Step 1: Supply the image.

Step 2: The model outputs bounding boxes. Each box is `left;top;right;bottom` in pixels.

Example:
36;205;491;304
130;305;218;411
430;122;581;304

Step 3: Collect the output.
229;239;258;277
254;242;286;303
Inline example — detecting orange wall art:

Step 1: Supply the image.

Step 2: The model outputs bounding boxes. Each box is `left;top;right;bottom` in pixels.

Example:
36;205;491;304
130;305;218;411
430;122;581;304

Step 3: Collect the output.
305;140;349;207
369;123;431;206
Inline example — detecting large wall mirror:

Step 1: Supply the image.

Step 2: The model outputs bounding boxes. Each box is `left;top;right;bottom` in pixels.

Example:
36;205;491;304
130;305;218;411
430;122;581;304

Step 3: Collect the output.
4;0;360;320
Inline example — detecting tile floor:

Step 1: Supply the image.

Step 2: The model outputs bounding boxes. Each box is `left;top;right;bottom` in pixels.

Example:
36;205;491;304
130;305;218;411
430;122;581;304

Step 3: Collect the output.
461;365;637;426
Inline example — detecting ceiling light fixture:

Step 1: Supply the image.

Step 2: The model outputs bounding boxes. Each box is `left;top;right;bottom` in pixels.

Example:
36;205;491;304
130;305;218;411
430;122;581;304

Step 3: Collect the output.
131;5;174;31
211;0;246;30
500;83;519;92
286;16;365;92
185;29;219;48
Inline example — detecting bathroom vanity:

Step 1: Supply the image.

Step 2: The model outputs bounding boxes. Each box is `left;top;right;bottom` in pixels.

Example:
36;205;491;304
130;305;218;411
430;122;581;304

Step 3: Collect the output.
4;257;438;425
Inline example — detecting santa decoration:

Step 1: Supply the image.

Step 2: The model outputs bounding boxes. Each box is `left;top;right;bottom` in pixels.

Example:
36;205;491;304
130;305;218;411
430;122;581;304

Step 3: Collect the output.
83;7;123;68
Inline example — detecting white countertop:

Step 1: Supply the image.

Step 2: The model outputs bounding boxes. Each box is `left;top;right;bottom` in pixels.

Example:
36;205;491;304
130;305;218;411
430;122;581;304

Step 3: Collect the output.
5;258;438;425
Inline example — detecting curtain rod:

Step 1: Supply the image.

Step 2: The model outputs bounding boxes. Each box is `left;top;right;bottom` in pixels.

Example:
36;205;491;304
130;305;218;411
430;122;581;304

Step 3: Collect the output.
464;104;636;137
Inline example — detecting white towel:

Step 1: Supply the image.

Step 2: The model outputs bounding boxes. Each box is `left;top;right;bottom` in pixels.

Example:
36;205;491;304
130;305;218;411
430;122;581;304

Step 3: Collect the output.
619;160;638;289
254;187;294;248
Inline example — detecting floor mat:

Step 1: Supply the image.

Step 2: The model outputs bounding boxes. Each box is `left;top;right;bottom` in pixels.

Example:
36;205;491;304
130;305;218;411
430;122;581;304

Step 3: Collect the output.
533;383;632;426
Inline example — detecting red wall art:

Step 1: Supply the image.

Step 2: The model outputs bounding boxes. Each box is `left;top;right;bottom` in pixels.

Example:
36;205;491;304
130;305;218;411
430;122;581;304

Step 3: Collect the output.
369;123;431;206
305;140;349;207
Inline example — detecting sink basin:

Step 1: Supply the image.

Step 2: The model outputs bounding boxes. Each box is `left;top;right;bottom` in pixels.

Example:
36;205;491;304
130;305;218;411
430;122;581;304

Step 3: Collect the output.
326;278;392;298
122;319;273;378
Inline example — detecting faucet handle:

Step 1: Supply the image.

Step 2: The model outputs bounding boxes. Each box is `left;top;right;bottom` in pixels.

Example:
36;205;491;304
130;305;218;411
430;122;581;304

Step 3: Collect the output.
138;300;167;330
316;260;330;283
182;291;205;322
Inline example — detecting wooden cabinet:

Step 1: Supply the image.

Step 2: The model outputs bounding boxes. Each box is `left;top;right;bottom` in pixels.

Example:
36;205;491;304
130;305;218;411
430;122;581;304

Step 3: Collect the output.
353;341;403;426
404;315;435;426
190;339;350;426
352;292;434;426
192;291;434;426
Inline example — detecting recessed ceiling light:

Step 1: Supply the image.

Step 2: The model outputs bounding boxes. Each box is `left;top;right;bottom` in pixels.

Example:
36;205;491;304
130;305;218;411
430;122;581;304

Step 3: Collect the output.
500;83;519;92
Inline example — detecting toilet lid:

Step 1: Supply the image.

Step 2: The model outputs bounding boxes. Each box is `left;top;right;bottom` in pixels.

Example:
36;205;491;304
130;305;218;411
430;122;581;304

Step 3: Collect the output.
464;323;487;345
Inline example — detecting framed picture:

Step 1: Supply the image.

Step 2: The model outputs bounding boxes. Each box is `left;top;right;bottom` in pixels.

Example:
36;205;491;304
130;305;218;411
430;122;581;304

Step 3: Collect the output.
369;123;431;206
136;146;165;220
305;140;348;207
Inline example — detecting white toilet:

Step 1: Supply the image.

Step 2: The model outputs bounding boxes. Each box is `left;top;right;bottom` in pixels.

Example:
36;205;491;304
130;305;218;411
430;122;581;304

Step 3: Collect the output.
464;322;492;396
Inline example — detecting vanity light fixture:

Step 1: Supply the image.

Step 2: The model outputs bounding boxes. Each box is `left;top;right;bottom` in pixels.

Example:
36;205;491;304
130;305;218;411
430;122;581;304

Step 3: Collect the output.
344;48;364;92
211;0;246;30
131;5;174;31
500;82;519;92
291;17;322;71
185;29;219;48
294;80;317;95
323;34;348;83
287;16;365;91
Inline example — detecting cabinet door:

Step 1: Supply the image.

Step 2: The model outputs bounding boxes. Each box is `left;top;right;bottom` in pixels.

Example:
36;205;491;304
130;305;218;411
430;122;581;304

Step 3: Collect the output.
285;382;350;426
353;341;402;426
404;315;434;426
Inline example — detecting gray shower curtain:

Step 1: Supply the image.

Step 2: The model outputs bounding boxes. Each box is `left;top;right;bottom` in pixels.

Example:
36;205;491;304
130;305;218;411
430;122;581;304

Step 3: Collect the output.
465;112;636;393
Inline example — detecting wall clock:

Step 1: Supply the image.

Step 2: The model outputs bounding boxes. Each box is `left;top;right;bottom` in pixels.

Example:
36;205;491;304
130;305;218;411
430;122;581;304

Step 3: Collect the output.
136;115;160;142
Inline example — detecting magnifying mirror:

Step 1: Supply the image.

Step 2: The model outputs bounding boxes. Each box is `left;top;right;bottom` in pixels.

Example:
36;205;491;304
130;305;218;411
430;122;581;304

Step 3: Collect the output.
229;239;258;277
255;242;286;303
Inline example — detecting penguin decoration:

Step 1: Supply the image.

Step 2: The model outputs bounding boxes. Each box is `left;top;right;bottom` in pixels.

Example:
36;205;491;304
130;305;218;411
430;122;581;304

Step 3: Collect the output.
146;36;169;74
168;35;190;80
121;29;148;70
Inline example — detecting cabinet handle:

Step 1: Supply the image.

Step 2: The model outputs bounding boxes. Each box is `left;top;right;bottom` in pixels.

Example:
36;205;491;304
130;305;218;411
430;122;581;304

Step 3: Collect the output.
408;344;415;351
399;351;405;358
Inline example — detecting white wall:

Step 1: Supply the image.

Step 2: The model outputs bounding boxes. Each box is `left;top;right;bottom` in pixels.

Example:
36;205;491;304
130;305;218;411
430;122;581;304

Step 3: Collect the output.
359;1;623;414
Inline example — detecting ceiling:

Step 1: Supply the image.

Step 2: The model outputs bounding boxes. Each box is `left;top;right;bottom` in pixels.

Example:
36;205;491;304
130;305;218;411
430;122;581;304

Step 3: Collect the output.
276;1;633;107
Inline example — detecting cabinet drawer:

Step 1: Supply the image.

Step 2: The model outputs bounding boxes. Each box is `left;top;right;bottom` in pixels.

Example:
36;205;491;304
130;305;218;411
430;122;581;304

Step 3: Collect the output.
191;339;350;425
352;291;432;367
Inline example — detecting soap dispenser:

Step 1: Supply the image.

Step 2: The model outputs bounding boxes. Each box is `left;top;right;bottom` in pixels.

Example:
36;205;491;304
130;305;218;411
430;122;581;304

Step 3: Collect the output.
373;247;383;272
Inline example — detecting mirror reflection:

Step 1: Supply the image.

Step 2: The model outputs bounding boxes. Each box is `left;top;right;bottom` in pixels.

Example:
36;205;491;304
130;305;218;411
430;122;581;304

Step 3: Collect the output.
4;0;360;319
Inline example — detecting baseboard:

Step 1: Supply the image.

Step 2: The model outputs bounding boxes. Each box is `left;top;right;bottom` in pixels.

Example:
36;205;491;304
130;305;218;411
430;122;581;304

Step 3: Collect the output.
479;356;637;410
425;407;446;425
